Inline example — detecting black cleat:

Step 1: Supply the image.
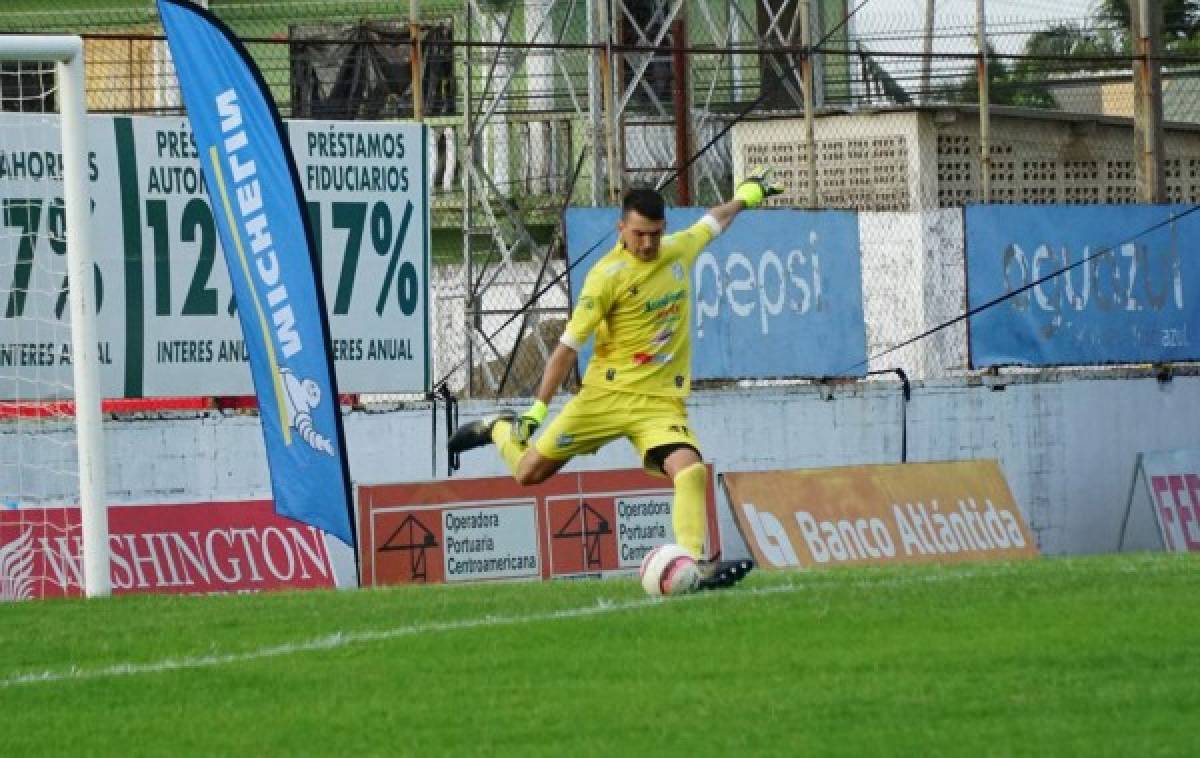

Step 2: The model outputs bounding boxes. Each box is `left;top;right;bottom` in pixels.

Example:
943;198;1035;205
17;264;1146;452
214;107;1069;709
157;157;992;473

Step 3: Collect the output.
447;411;516;455
693;558;755;591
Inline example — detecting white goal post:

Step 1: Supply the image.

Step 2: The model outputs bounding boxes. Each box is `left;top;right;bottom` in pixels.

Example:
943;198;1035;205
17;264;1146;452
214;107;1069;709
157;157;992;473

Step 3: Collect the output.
0;36;109;598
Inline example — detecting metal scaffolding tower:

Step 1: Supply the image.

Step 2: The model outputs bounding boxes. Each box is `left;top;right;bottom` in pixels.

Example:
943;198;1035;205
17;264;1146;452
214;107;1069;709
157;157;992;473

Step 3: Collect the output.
455;0;819;397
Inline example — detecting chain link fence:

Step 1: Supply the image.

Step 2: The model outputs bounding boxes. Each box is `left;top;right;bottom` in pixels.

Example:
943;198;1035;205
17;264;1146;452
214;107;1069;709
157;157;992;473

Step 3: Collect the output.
2;0;1196;397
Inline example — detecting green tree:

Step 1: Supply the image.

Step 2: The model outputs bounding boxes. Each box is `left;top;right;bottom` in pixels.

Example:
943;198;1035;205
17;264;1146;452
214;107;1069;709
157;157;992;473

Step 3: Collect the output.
942;43;1057;108
1092;0;1200;47
1021;1;1200;59
944;1;1200;108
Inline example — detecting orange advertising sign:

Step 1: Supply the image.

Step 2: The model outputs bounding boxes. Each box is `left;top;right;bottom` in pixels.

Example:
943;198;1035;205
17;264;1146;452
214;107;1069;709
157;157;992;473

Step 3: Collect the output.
358;466;719;587
722;460;1038;569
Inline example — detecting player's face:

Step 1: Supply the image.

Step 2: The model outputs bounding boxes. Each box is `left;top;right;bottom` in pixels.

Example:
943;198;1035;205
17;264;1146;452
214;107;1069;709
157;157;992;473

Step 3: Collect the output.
618;210;666;262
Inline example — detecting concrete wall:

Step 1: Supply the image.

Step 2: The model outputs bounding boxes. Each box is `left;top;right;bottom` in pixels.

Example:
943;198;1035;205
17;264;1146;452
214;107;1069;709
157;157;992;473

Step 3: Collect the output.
5;375;1196;557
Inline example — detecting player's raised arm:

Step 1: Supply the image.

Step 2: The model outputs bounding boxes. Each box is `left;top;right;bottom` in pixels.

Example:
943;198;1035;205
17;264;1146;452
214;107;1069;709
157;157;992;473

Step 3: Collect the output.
707;166;785;231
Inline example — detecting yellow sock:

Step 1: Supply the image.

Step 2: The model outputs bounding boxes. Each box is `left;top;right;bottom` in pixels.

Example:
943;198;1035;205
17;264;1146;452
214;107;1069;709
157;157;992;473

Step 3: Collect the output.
672;462;707;559
490;419;527;478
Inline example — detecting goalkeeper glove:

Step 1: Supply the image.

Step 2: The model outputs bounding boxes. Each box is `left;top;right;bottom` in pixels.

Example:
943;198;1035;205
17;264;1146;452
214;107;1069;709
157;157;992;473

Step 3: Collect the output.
734;166;785;208
513;400;548;443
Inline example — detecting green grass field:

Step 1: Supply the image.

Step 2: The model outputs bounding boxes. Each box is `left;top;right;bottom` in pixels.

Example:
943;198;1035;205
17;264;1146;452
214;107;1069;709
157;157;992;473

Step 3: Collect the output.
2;553;1198;756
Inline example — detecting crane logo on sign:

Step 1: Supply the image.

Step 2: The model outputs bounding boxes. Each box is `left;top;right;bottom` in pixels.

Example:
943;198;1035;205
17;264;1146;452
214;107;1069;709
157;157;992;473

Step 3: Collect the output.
0;528;36;602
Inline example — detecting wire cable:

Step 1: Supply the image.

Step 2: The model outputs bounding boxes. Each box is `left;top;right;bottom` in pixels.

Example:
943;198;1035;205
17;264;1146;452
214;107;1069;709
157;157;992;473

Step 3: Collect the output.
842;204;1200;374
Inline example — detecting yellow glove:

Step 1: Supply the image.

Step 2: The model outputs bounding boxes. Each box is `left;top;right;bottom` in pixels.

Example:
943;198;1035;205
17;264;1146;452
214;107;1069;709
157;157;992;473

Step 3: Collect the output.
514;400;548;443
734;166;785;208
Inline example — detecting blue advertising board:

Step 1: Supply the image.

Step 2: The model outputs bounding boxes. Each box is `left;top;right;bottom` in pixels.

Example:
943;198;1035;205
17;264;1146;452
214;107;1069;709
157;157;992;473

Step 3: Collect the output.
966;204;1199;367
564;208;867;379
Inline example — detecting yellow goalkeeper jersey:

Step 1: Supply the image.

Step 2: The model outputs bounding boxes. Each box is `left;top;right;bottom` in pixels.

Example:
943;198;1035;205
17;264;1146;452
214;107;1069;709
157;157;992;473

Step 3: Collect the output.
561;216;718;398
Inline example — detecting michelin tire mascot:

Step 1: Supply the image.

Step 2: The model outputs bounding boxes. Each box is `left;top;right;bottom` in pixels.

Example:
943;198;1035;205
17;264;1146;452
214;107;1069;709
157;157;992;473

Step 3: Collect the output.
281;368;335;455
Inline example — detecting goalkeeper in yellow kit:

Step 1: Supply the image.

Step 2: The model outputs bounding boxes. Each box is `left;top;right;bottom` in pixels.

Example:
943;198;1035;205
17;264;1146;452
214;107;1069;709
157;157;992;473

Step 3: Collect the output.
449;171;782;591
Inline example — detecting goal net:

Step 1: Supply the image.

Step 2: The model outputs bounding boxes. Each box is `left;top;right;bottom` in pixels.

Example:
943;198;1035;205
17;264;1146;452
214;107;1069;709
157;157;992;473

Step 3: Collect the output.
0;36;109;600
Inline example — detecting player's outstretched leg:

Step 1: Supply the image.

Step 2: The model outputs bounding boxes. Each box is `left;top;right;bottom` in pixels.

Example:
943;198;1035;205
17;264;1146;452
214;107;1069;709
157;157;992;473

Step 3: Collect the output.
693;558;755;591
447;411;516;455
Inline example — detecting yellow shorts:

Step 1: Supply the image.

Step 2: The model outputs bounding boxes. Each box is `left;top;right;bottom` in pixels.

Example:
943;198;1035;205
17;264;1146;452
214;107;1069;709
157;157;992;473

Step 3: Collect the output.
533;386;701;476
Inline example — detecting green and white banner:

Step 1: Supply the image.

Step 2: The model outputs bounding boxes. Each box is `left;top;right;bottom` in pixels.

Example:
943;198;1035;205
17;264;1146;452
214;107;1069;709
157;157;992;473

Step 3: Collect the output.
0;113;429;399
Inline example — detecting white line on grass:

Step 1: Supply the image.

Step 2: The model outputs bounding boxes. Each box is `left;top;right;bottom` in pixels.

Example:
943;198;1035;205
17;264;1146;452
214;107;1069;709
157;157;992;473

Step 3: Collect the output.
0;582;807;688
3;561;1103;689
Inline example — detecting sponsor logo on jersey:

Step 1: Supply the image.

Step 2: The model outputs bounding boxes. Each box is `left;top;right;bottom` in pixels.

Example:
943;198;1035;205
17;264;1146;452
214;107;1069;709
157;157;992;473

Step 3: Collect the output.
633;352;674;366
644;289;685;313
654;303;682;323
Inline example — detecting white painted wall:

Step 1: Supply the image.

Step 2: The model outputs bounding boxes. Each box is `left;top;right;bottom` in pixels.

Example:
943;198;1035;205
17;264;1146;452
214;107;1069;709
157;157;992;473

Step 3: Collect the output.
6;375;1195;558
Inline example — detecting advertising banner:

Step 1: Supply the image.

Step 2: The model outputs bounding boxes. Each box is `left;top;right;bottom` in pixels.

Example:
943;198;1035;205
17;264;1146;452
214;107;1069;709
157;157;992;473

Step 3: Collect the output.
723;460;1038;569
0;500;349;601
0;113;127;398
159;0;354;543
1125;449;1200;552
357;466;720;586
1;112;429;400
564;208;868;379
965;204;1199;366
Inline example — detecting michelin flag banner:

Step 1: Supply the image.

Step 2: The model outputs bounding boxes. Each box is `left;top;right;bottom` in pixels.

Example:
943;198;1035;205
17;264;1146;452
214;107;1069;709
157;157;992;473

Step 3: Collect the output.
565;208;867;378
158;0;354;545
966;204;1199;367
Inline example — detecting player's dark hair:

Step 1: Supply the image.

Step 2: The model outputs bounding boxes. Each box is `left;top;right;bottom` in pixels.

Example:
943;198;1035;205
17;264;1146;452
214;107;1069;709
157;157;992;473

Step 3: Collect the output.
621;188;665;221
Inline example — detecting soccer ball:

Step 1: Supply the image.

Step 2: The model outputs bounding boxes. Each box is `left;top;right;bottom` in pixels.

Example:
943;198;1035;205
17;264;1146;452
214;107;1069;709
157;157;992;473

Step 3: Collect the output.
639;543;700;597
